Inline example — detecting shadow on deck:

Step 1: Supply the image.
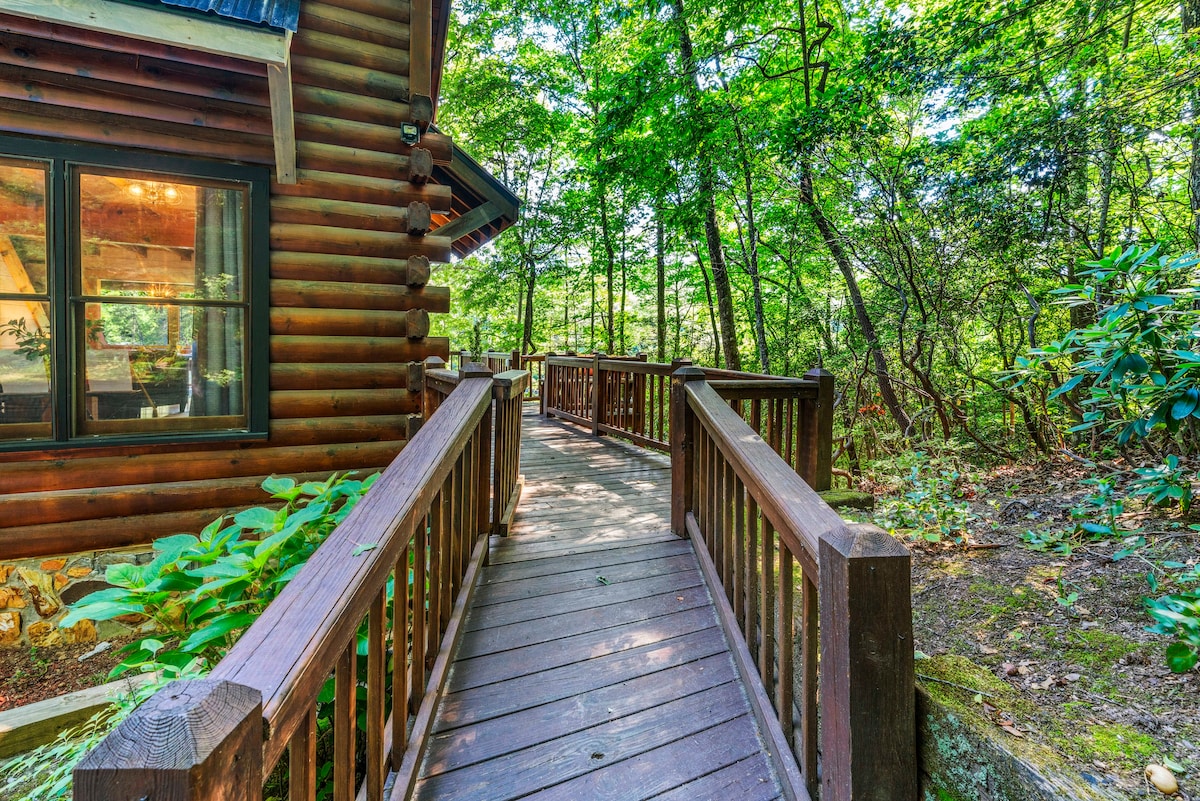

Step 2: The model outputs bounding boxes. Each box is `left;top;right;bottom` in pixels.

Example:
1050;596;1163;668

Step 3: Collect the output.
413;411;785;800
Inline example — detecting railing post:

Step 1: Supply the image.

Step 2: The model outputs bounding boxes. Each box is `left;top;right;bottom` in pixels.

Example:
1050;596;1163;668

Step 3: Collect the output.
591;352;604;436
421;356;445;422
669;367;706;538
460;362;493;542
806;367;835;492
74;679;264;801
818;523;916;801
543;352;554;416
511;349;520;371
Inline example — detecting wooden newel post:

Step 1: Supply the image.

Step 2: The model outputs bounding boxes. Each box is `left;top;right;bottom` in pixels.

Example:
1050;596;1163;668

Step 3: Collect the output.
669;367;705;538
75;679;264;801
818;523;916;801
422;356;445;421
460;363;493;539
590;352;604;436
806;367;835;492
543;352;554;416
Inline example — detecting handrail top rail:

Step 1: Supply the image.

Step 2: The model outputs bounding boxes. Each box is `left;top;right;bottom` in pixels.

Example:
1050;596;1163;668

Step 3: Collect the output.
210;375;496;767
493;369;531;399
684;378;907;577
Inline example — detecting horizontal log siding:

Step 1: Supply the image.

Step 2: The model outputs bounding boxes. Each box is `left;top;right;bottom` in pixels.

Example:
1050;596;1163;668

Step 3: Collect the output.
0;0;454;558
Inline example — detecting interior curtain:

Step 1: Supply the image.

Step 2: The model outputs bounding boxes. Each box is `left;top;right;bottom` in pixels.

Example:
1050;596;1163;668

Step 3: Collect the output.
194;188;244;417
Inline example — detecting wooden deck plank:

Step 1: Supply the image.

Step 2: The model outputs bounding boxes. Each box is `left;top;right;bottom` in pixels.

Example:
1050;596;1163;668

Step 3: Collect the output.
411;408;788;801
530;714;778;800
450;605;720;691
423;653;737;777
414;683;748;801
473;552;697;605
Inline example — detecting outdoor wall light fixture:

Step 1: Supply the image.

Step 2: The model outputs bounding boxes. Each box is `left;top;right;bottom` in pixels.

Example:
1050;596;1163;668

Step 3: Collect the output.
400;122;421;146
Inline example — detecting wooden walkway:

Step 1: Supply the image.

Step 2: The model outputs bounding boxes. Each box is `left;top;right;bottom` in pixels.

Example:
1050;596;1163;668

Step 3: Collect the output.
410;409;787;801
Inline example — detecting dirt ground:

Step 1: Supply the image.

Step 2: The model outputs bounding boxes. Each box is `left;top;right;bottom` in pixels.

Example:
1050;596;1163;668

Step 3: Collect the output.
889;458;1200;798
0;639;131;711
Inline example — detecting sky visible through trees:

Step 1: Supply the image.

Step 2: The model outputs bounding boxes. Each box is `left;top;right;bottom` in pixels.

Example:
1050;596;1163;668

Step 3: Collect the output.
432;0;1200;458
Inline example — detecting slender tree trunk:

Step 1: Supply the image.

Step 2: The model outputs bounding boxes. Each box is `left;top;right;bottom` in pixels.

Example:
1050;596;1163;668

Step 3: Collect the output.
695;244;722;368
523;263;536;353
1185;0;1200;247
733;116;770;372
670;0;740;370
798;162;913;434
656;203;667;361
598;179;616;352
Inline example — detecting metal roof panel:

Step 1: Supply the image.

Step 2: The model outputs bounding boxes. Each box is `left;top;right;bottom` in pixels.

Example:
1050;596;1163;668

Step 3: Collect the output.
154;0;300;31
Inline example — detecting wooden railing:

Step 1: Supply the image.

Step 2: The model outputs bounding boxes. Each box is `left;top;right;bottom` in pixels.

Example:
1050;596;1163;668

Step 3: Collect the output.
543;353;833;489
423;357;526;536
74;369;508;801
671;367;916;801
450;350;544;401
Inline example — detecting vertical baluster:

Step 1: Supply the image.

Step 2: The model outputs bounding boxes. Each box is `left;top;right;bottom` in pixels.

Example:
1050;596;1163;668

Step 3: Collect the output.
333;641;356;801
409;522;426;715
393;546;410;748
713;437;724;578
657;375;666;443
288;705;316;801
785;398;795;471
707;431;718;564
439;476;453;637
801;573;819;794
777;548;795;747
722;459;734;606
760;518;776;702
448;457;461;598
366;588;386;800
751;397;762;439
696;426;706;537
745;494;759;649
733;472;745;631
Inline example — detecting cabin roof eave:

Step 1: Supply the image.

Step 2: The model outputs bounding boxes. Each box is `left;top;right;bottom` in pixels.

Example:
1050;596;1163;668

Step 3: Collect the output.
0;0;298;182
430;139;521;259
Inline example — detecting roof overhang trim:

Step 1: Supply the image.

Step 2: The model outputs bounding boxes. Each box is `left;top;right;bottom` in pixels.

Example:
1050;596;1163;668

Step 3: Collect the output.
0;0;297;182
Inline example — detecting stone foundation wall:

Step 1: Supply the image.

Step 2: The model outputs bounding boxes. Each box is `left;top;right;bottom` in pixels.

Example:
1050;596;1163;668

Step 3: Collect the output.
0;548;153;648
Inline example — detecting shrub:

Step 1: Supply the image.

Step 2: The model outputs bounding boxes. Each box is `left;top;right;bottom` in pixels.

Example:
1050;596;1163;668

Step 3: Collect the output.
0;472;377;800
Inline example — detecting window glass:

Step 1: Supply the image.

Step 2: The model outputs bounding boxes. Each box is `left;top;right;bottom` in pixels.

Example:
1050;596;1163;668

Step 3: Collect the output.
0;159;51;441
75;171;249;438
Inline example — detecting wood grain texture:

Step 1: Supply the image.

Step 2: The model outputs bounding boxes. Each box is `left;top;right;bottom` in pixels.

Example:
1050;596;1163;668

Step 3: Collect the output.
406;409;787;801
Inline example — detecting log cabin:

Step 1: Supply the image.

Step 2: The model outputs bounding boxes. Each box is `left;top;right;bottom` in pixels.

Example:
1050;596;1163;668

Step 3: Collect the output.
0;0;518;561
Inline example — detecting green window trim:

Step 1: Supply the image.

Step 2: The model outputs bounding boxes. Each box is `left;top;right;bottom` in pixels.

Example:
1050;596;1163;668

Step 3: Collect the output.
0;135;269;451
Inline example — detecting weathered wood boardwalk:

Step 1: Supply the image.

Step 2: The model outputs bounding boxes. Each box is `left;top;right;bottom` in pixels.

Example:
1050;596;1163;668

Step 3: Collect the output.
411;409;787;800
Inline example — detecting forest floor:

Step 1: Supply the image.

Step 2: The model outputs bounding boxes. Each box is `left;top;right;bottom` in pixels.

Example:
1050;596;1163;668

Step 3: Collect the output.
0;638;131;711
857;458;1199;798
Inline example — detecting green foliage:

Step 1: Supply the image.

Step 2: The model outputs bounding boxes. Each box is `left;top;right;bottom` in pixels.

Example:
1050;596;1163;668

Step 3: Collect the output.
0;667;202;800
873;452;975;543
1018;246;1200;449
0;473;378;801
1129;456;1195;515
62;473;377;677
0;317;49;364
1146;564;1200;674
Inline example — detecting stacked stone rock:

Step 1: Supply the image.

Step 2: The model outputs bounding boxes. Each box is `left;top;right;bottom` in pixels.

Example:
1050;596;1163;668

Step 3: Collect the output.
0;551;151;648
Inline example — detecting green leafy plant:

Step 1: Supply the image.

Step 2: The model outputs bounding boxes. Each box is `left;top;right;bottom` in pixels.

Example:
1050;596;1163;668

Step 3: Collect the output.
0;473;377;801
1129;455;1194;516
874;452;975;543
60;473;377;677
1068;477;1136;541
1146;564;1200;674
1014;245;1200;449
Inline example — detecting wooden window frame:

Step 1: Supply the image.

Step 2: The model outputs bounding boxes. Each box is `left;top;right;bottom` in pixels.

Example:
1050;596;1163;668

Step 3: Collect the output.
0;135;270;452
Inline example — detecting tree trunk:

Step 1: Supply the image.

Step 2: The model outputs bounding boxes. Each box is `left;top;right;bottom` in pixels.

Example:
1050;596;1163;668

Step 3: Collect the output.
598;178;616;352
656;203;667;362
733;115;770;372
798;162;913;434
1186;0;1200;247
523;263;536;354
695;244;722;368
670;0;740;370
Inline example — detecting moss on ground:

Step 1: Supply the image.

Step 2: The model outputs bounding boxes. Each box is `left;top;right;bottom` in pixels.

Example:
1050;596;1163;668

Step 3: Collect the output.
1075;724;1158;768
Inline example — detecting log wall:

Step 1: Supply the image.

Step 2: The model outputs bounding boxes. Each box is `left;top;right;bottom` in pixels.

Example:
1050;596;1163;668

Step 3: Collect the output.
0;0;453;558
